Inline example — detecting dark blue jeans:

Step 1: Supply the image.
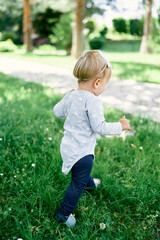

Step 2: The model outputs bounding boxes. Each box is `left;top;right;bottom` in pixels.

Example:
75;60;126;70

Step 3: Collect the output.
57;154;95;221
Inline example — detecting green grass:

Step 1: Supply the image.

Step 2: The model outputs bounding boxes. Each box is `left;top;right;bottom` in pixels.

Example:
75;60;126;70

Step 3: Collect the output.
0;73;160;240
2;38;160;84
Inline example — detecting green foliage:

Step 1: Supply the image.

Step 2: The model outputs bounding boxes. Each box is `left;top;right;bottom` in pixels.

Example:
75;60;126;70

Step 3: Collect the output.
50;13;73;54
113;17;159;39
100;25;108;37
0;73;160;239
85;18;97;35
1;31;17;42
0;0;23;44
129;19;144;36
89;36;105;49
32;8;62;38
113;18;128;33
0;40;17;52
88;25;108;50
152;18;160;43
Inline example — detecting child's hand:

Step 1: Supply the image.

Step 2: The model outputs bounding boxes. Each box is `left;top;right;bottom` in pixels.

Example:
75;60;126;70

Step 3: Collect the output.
119;116;131;131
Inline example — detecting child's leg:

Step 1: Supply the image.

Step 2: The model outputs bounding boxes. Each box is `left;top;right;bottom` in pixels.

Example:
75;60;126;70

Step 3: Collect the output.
57;154;94;220
86;175;96;189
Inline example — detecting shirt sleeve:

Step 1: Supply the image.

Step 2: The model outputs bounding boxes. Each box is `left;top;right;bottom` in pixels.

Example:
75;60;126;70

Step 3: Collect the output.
86;95;122;135
53;93;69;119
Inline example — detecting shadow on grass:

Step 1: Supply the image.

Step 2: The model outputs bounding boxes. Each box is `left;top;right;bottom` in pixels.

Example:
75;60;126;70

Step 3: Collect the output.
22;52;70;58
112;61;160;84
0;71;64;155
104;39;141;53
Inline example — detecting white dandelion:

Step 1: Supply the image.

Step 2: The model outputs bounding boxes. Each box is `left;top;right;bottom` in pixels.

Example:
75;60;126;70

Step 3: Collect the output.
31;163;35;167
100;223;106;230
48;137;52;141
139;146;143;150
0;138;2;141
0;173;3;176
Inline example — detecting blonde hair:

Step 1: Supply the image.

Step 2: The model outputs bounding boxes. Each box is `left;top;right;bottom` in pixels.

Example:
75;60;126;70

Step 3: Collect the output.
73;50;111;82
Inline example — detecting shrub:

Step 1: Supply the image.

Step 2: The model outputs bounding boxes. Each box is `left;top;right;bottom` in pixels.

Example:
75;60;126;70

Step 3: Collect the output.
85;18;97;35
1;31;17;42
0;1;23;44
0;39;17;52
129;19;144;36
50;13;73;54
153;35;160;44
32;8;62;38
88;24;108;50
113;18;127;33
99;25;108;37
89;36;105;49
152;18;160;43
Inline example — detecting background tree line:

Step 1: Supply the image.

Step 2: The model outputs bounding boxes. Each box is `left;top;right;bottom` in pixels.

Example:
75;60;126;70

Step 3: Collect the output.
0;0;159;56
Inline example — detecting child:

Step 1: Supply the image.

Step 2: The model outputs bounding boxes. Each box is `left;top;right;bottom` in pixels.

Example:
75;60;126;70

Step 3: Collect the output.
53;50;131;227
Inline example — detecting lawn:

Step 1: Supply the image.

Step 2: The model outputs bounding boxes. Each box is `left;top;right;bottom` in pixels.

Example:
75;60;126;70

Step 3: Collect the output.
0;73;160;240
2;39;160;84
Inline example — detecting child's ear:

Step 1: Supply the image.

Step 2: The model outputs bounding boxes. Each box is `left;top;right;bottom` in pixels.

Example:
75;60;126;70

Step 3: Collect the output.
93;78;101;89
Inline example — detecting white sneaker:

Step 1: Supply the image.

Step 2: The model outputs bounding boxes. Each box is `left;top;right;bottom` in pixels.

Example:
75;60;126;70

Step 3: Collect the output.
65;214;76;227
93;178;101;188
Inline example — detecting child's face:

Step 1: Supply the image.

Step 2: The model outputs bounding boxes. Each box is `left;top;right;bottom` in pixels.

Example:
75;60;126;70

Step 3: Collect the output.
93;68;111;96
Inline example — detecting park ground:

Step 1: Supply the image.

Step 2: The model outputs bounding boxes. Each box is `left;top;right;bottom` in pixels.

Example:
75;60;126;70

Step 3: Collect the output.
0;39;160;239
0;39;160;122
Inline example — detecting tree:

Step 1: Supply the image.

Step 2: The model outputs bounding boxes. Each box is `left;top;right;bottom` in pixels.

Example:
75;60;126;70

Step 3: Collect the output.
24;0;116;57
23;0;33;52
71;0;115;58
71;0;86;58
0;0;116;55
140;0;153;53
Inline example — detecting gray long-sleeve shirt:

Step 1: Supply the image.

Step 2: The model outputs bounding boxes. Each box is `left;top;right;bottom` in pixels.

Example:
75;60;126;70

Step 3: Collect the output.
53;90;122;175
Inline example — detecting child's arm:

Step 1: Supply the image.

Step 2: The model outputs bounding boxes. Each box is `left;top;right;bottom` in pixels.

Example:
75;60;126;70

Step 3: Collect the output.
87;96;123;135
53;95;68;119
53;90;74;119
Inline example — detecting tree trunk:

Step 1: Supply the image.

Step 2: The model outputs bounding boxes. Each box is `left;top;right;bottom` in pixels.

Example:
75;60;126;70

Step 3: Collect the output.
71;0;86;58
23;0;33;52
140;0;153;54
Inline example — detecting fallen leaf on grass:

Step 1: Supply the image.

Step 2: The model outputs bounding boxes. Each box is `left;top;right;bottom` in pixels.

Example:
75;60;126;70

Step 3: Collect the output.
79;206;88;212
96;146;101;154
